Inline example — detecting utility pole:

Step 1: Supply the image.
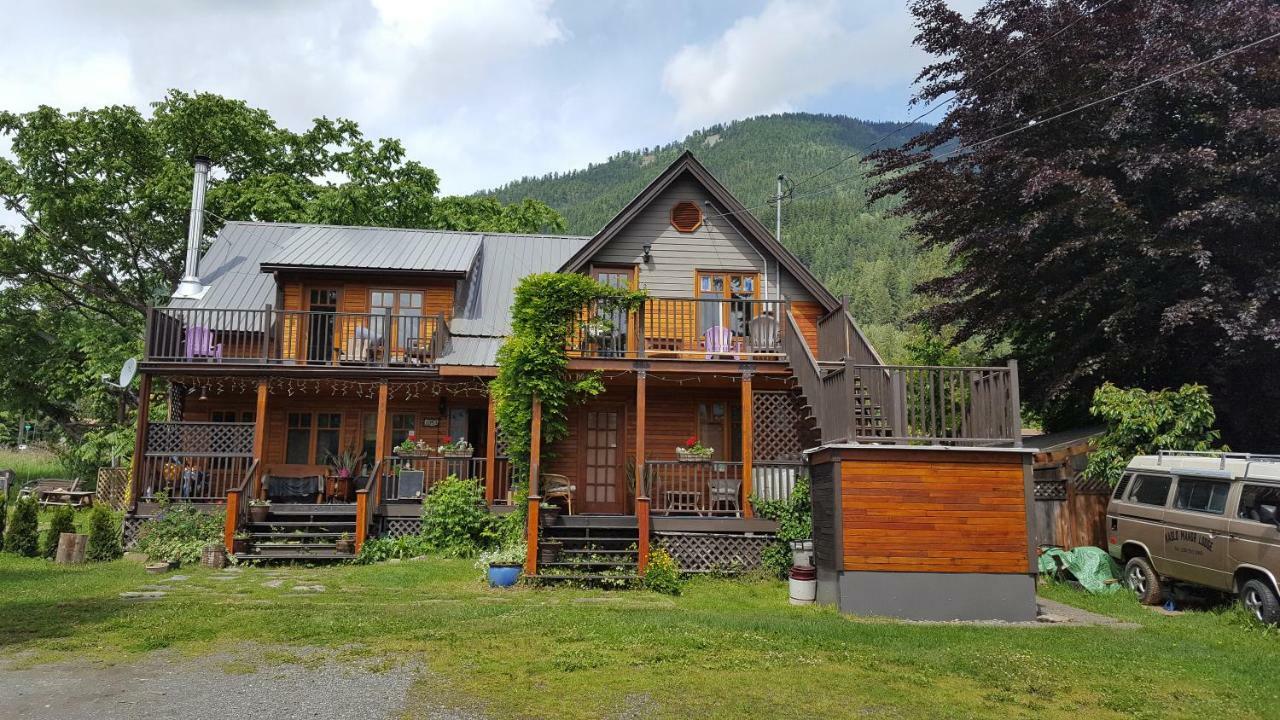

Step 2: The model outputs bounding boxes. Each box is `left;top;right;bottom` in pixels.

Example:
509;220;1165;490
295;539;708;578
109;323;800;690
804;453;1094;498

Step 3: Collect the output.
775;173;784;242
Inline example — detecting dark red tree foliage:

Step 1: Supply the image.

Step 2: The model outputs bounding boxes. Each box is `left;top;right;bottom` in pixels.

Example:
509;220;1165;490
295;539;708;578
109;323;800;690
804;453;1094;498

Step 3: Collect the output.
874;0;1280;448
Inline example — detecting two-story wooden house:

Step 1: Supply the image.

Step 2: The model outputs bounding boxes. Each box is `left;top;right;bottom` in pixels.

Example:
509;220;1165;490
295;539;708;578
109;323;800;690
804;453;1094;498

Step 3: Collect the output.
130;151;1037;621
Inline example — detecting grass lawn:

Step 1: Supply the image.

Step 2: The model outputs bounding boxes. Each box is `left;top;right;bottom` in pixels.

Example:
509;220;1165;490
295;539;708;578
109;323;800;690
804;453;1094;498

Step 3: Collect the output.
0;447;66;488
1;555;1277;720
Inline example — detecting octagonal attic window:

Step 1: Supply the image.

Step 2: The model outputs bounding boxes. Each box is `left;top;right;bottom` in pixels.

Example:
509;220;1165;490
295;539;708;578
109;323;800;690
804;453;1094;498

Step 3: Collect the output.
670;201;703;233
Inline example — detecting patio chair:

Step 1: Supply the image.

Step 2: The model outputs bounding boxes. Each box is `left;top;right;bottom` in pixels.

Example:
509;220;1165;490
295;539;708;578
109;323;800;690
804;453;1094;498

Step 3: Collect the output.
747;313;780;353
397;469;425;499
541;473;575;515
702;325;739;359
184;325;223;361
708;478;742;517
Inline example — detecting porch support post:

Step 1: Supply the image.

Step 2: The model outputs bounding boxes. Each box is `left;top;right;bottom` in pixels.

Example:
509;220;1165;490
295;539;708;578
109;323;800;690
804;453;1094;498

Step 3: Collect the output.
129;372;152;512
525;394;543;576
374;380;390;463
251;379;269;500
741;368;754;518
635;370;650;570
484;387;498;505
224;489;240;554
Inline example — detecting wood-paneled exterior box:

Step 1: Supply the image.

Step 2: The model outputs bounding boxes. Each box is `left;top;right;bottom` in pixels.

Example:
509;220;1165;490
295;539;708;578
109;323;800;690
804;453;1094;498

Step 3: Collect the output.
809;445;1037;621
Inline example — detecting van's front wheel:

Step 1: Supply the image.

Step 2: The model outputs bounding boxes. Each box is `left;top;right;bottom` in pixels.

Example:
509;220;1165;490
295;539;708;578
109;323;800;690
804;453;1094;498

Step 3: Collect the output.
1124;556;1164;605
1240;579;1280;624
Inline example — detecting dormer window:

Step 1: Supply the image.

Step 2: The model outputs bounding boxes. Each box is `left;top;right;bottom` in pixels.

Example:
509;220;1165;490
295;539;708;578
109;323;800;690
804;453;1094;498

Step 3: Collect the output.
670;201;703;233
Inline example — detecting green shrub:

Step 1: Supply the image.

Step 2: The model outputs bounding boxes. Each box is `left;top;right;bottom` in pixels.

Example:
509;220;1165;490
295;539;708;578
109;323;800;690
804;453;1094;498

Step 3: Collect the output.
752;476;813;578
420;475;496;557
3;496;39;557
132;505;221;564
85;505;123;562
355;534;432;564
643;547;684;595
1084;382;1223;486
0;495;6;541
42;505;76;558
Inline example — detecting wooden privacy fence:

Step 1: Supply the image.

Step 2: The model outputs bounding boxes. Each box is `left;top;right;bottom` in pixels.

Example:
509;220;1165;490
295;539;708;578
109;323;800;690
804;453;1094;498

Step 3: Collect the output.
1029;435;1107;549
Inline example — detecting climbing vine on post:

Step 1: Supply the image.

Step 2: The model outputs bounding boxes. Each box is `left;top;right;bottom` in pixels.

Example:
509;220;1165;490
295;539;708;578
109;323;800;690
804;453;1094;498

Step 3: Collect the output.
492;272;646;486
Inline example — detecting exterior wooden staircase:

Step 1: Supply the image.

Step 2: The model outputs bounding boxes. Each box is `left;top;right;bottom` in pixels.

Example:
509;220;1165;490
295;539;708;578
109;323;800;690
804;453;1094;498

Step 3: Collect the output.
235;503;358;562
530;516;641;586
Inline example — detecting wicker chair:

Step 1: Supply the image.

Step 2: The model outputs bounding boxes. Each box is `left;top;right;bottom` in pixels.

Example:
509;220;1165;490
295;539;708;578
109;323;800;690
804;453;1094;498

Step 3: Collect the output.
541;473;575;515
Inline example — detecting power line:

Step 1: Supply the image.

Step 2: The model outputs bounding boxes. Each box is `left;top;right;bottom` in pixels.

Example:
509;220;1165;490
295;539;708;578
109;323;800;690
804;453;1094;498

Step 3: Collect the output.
787;0;1124;193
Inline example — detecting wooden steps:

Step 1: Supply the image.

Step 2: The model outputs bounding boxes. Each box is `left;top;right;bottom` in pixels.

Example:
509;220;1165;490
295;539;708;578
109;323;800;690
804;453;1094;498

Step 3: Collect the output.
530;520;641;586
235;503;358;563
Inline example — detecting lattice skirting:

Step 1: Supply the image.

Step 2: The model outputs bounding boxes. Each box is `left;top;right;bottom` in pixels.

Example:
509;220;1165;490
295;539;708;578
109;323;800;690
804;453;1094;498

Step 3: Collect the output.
656;531;776;574
122;516;149;550
379;517;423;538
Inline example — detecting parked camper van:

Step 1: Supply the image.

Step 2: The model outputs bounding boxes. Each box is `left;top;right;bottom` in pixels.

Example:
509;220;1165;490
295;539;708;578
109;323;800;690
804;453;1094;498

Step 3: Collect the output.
1107;451;1280;624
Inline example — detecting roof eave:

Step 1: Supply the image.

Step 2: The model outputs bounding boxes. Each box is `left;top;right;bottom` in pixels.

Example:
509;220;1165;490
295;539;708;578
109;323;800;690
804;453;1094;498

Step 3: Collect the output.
258;264;469;279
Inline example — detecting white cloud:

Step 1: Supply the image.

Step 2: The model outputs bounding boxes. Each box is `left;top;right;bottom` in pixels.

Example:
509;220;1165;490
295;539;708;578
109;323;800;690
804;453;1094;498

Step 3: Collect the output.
661;0;951;127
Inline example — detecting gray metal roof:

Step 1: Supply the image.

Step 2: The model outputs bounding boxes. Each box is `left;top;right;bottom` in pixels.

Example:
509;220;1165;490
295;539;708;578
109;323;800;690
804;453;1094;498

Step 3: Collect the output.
437;336;505;366
169;222;298;310
259;224;483;274
449;233;590;337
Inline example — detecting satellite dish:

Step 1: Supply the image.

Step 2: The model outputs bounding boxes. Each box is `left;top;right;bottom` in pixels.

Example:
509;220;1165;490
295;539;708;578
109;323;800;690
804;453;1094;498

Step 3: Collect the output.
118;358;138;388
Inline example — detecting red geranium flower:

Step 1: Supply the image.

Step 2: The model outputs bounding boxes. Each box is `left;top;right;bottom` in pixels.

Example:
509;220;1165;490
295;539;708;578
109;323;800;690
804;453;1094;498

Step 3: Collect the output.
443;435;453;444
685;437;697;447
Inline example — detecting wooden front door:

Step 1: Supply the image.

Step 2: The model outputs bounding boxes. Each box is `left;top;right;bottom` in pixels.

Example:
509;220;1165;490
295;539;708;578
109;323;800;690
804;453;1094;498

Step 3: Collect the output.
580;404;626;514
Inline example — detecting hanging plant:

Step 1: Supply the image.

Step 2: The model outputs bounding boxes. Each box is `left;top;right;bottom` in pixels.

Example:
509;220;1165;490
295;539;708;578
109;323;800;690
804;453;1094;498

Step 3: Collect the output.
492;272;646;488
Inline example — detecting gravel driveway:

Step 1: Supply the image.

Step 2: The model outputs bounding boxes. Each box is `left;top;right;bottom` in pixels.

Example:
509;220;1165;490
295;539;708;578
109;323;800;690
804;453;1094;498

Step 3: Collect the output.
0;646;467;720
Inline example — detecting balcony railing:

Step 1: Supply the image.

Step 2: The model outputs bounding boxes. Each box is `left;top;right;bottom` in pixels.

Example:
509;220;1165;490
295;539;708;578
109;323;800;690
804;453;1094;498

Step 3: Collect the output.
145;306;449;368
646;460;803;516
820;362;1022;446
568;297;789;360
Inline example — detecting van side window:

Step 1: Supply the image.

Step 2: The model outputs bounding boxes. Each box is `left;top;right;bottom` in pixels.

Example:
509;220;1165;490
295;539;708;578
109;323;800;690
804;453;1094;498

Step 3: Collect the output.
1237;484;1280;524
1127;474;1172;506
1173;478;1230;515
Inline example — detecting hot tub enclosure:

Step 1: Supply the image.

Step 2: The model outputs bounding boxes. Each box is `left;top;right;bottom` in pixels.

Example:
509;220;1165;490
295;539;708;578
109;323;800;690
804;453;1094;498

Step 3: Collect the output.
809;445;1037;622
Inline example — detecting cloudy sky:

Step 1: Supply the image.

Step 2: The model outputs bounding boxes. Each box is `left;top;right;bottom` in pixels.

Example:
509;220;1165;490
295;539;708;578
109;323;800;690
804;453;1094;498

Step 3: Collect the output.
1;0;980;194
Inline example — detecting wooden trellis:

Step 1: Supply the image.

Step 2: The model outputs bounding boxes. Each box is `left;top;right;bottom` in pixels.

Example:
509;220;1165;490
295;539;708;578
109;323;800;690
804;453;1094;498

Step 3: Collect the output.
752;390;804;462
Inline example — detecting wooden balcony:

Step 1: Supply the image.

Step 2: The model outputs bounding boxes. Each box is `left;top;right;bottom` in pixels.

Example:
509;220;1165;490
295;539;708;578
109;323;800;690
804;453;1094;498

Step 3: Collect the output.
144;306;449;369
567;297;788;361
645;460;803;516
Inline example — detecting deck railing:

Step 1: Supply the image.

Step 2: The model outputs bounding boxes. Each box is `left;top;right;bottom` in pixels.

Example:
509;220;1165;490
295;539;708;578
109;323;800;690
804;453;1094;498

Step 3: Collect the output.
824;362;1021;446
568;297;789;360
136;421;255;503
376;455;488;502
145;306;449;367
647;460;803;515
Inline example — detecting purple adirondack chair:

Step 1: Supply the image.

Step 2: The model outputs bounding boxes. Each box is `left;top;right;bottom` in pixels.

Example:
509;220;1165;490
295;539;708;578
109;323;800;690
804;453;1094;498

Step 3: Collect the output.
702;325;737;359
185;325;223;361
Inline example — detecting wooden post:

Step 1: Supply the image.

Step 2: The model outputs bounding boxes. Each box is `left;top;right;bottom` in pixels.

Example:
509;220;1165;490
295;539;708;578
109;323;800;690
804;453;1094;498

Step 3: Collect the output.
636;371;650;570
637;495;651;572
525;394;543;575
224;489;240;553
55;533;87;564
374;380;389;464
355;489;368;551
129;372;152;512
1007;359;1022;447
261;303;273;361
251;379;269;499
741;370;754;518
484;388;498;505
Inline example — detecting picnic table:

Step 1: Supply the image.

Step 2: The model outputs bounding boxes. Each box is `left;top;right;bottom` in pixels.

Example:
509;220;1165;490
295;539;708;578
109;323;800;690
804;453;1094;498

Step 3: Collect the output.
39;488;94;508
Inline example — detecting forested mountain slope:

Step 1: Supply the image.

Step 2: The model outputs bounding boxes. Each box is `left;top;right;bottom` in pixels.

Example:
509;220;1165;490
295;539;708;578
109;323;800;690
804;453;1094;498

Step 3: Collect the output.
483;113;951;360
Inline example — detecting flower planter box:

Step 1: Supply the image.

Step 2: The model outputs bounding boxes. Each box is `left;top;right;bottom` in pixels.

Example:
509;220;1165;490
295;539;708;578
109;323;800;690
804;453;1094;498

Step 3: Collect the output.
675;448;713;462
441;450;474;459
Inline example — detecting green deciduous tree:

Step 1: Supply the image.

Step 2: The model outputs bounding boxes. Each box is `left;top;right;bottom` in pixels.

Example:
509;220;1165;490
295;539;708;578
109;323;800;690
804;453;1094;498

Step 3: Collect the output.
874;1;1280;448
0;90;565;454
1084;383;1222;486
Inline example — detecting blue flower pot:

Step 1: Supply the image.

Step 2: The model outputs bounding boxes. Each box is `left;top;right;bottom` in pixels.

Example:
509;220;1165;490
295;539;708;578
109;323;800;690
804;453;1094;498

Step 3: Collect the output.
488;564;522;588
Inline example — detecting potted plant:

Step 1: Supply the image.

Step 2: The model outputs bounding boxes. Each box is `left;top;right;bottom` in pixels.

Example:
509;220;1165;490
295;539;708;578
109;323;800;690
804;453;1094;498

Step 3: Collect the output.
539;537;563;565
326;444;365;480
477;543;526;588
539;500;562;527
675;436;714;462
231;531;251;555
335;532;355;555
438;436;474;458
247;498;271;524
395;433;424;456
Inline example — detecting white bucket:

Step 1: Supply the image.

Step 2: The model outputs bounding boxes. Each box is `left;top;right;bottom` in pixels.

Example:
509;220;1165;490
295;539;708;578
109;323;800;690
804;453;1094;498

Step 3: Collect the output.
790;539;814;567
788;577;817;605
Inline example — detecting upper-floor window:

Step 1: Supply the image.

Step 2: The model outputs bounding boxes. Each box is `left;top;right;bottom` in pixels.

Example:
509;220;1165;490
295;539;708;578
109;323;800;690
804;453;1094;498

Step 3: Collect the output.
371;289;425;351
698;271;758;336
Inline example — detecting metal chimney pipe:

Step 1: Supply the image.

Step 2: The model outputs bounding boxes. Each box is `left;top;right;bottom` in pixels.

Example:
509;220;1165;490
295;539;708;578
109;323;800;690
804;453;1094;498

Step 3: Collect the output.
174;155;211;299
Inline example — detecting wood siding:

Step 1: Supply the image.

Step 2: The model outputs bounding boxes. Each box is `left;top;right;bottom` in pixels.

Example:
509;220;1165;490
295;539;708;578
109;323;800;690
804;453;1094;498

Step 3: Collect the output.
588;176;815;303
836;449;1031;574
790;300;822;356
